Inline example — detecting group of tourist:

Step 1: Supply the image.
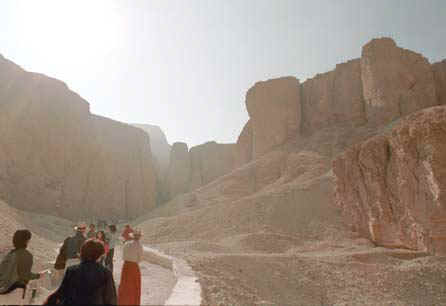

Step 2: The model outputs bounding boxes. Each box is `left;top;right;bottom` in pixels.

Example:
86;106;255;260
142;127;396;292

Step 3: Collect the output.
0;223;143;305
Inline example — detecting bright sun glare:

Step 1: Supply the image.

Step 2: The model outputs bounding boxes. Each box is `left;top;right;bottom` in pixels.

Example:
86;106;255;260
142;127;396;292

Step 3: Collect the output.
13;0;125;73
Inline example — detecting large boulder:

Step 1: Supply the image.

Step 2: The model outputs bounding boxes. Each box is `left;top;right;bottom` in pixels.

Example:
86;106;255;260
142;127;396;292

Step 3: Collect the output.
0;55;157;221
245;77;301;158
360;38;438;125
432;60;446;105
333;106;446;254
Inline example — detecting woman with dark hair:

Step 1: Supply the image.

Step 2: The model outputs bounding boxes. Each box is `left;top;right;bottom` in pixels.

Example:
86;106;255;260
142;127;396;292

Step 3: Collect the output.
0;230;46;305
96;231;109;266
44;239;117;305
118;230;143;306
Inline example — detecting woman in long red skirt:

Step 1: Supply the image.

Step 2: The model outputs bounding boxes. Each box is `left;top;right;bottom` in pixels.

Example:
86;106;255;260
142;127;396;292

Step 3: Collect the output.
118;230;143;305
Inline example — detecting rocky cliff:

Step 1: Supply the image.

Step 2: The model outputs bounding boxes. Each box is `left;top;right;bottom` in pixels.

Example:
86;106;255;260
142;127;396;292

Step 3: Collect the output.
0;55;157;221
132;124;171;179
433;60;446;106
333;106;446;254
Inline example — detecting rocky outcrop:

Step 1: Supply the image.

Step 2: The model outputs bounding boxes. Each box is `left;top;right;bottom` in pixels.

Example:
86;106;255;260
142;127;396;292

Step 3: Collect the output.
0;55;157;221
361;38;438;125
245;77;301;158
234;120;253;167
165;142;191;200
432;60;446;105
133;124;171;205
133;124;171;178
301;59;366;134
189;141;236;190
333;106;446;254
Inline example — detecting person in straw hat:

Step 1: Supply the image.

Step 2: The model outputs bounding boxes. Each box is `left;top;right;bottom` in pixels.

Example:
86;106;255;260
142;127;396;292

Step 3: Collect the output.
118;229;143;305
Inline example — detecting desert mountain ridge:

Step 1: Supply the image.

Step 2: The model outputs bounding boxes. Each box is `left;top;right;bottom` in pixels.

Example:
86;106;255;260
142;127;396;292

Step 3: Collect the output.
1;37;446;304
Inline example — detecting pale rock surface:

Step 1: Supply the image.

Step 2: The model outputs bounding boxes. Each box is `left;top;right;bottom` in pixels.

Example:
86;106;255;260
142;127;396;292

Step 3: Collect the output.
301;59;366;134
133;124;171;204
245;77;301;158
432;60;446;105
234;120;253;167
165;142;191;200
0;55;157;221
334;106;446;254
189;141;236;191
360;37;438;125
132;123;171;179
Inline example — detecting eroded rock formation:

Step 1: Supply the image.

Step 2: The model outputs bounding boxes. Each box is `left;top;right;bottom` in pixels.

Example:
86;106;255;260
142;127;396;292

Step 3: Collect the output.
165;142;191;199
361;38;437;125
433;60;446;105
245;77;301;158
333;106;446;254
0;55;157;221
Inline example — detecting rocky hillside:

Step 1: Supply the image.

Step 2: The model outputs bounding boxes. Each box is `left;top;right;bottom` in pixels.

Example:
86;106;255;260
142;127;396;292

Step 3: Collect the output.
134;37;446;304
0;55;157;221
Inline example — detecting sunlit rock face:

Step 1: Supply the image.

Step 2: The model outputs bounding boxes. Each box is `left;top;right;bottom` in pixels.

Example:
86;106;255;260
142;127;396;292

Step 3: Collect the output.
132;124;171;180
165;142;191;200
0;55;157;221
334;106;446;254
132;124;171;205
234;120;253;168
361;37;438;125
301;59;366;134
245;77;301;159
432;60;446;106
189;141;236;190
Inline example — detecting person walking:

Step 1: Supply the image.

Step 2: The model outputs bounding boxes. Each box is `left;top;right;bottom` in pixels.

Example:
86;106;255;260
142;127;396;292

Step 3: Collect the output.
65;223;87;268
118;230;143;306
105;225;118;273
44;239;117;305
0;230;47;305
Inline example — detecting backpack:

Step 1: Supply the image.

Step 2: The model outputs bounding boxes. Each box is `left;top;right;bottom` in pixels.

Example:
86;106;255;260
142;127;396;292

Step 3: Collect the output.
0;250;19;294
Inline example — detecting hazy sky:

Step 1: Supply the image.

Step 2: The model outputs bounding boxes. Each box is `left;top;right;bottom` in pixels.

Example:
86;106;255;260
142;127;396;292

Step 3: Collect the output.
1;1;445;146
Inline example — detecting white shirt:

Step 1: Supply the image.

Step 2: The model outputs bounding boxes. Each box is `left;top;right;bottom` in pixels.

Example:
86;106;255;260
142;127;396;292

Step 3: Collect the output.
122;240;143;263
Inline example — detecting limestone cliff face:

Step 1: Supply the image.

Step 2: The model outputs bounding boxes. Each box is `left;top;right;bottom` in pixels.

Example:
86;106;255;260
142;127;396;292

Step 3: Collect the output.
165;141;236;200
0;55;157;221
301;59;366;133
333;106;446;254
189;141;236;190
245;77;301;158
432;60;446;106
132;124;171;179
361;38;438;125
165;142;191;200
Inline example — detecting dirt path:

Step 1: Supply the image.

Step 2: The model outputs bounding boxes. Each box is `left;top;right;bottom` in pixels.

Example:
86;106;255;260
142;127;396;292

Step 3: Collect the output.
114;245;177;305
